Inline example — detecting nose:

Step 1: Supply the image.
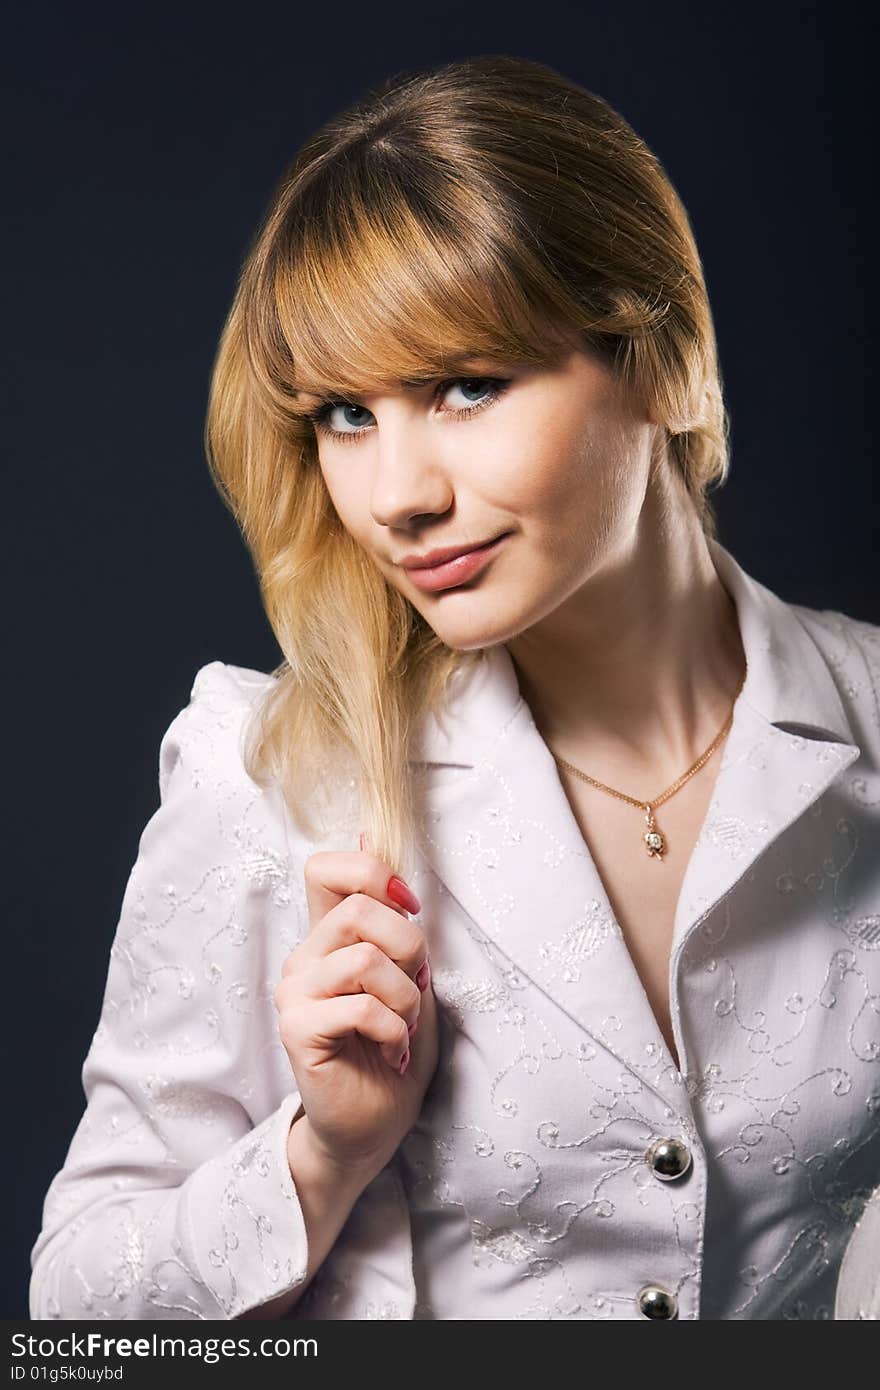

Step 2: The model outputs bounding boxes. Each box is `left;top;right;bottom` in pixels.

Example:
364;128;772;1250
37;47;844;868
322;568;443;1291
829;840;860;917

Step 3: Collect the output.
368;413;453;530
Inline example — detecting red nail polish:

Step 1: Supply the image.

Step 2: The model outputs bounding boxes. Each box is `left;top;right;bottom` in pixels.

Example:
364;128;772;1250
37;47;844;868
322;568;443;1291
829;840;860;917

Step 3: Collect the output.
387;875;421;915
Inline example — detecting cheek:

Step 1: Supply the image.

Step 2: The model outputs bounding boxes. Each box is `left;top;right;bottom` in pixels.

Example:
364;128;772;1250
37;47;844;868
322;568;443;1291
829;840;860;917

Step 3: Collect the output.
486;428;575;515
498;415;642;559
319;462;366;534
490;418;595;523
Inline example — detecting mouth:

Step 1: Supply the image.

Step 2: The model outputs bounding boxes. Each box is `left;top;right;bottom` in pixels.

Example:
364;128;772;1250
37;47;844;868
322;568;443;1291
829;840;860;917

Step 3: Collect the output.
401;532;512;592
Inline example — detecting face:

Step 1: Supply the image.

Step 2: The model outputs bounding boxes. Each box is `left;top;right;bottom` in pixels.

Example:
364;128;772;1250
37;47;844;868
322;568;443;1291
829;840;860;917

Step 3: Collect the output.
308;345;659;652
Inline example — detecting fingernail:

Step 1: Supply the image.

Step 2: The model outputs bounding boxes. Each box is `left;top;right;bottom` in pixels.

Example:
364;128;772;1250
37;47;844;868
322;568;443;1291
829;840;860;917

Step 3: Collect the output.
387;875;421;915
398;1047;410;1075
415;959;430;993
407;1019;418;1039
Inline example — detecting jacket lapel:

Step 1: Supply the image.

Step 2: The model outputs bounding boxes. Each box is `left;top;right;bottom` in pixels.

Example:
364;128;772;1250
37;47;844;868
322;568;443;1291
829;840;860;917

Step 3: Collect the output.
410;541;862;1111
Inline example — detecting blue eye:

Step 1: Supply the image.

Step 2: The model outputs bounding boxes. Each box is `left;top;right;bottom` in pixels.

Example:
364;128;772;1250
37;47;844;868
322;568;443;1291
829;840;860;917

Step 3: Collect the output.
326;402;373;432
305;376;511;445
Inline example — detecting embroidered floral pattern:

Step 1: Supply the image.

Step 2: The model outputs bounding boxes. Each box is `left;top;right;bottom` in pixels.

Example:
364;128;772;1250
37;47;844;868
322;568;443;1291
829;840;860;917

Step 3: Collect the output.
29;542;880;1320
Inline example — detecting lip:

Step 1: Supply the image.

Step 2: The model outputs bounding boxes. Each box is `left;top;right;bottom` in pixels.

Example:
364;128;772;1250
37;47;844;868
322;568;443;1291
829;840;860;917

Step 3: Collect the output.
401;532;511;592
400;534;510;570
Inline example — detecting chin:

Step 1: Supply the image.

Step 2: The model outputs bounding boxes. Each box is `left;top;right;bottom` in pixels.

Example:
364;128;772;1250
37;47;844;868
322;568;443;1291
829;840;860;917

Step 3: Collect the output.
425;609;525;653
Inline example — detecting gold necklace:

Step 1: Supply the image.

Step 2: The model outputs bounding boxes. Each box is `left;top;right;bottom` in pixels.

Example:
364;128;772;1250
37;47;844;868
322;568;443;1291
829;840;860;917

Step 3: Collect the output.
550;665;748;860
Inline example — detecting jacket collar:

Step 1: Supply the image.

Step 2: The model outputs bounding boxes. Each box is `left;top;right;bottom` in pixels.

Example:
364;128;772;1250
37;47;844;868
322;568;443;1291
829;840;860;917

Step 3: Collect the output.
411;537;858;769
708;538;856;745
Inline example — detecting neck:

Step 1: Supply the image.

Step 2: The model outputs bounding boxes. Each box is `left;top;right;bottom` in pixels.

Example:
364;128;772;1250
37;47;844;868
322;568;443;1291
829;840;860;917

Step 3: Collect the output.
505;463;747;787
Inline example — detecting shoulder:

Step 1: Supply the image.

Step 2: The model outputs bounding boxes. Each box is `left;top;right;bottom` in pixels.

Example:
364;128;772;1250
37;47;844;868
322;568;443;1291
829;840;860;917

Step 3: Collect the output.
157;659;278;802
131;658;297;883
155;659;358;866
116;659;302;970
789;602;880;760
791;602;880;676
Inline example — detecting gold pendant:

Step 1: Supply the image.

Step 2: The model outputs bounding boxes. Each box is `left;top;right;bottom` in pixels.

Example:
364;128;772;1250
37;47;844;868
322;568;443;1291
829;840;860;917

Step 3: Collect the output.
643;805;666;858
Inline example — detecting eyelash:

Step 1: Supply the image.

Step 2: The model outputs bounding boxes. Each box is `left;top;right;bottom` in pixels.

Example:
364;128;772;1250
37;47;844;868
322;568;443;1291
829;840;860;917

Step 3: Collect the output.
301;376;511;445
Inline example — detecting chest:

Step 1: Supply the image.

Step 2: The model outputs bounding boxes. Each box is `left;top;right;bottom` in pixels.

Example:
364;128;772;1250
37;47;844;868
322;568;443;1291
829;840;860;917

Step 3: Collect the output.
556;754;726;1073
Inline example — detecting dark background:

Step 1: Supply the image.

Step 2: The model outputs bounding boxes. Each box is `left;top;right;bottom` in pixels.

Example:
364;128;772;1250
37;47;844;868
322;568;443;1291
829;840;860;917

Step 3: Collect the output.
4;0;873;1319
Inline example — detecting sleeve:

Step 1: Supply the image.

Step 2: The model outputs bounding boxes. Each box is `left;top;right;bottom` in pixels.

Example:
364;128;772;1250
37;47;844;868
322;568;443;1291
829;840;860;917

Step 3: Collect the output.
29;662;312;1320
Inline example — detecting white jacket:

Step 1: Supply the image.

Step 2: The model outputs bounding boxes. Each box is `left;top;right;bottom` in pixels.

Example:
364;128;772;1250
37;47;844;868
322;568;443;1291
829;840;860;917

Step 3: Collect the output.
29;539;880;1319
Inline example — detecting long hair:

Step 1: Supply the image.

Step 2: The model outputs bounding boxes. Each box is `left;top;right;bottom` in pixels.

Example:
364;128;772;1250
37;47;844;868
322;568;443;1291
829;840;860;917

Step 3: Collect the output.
204;54;731;879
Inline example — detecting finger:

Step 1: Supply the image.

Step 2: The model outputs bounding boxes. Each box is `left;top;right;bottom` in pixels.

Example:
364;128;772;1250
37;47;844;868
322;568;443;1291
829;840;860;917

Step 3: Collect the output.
303;847;421;936
303;891;428;980
280;991;412;1072
303;939;422;1034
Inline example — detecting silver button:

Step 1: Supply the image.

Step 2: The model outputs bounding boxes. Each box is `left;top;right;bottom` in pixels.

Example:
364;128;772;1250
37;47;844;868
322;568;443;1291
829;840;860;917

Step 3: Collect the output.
647;1136;692;1181
637;1284;679;1319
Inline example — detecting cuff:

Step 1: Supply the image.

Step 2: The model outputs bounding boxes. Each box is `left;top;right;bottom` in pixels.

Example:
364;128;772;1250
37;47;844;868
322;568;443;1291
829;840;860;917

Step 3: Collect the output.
181;1090;310;1318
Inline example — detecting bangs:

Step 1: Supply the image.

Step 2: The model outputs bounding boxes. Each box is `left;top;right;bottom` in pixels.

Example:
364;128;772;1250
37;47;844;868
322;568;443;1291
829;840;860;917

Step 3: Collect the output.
257;157;579;411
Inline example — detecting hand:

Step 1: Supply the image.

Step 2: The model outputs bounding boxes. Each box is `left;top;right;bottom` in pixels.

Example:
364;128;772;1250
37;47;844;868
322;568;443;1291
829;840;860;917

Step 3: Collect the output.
274;840;439;1179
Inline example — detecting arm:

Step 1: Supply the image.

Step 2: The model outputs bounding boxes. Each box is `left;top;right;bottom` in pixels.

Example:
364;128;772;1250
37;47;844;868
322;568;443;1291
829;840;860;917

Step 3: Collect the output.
29;662;359;1320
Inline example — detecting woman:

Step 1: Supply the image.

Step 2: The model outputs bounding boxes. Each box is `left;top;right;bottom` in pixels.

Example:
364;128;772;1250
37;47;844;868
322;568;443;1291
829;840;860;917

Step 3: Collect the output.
30;54;880;1321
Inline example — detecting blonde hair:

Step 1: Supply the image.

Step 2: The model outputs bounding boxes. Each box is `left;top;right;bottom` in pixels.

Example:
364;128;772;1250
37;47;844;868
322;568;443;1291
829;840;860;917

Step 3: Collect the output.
204;54;731;879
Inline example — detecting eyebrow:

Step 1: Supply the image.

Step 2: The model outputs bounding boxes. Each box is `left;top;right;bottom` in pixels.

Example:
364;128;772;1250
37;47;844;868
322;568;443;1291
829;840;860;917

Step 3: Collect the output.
398;356;511;385
290;358;508;405
295;359;510;402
